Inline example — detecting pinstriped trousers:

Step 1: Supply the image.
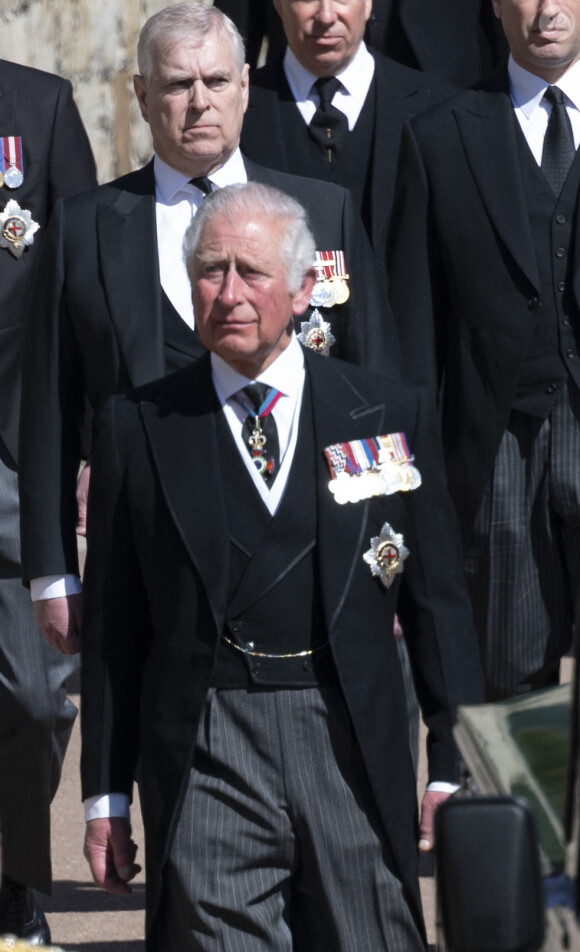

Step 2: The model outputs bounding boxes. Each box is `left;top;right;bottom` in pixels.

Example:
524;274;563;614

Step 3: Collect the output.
0;442;77;891
153;687;424;952
463;385;580;701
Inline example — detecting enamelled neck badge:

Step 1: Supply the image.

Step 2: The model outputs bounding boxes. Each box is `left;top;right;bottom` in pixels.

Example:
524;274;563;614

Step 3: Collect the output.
0;199;39;259
323;432;421;505
363;523;409;588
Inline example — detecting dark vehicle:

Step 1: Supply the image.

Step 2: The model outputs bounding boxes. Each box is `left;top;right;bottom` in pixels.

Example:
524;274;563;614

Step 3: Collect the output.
435;653;580;952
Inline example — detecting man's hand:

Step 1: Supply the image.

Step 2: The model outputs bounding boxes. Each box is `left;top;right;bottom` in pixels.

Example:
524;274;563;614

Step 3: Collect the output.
34;593;83;654
84;817;141;895
76;462;91;536
418;790;451;851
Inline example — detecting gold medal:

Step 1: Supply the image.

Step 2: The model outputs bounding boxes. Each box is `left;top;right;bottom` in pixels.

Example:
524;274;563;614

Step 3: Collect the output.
329;275;350;304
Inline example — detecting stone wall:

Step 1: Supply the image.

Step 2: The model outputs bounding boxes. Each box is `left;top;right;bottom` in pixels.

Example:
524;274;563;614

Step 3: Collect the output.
0;0;211;182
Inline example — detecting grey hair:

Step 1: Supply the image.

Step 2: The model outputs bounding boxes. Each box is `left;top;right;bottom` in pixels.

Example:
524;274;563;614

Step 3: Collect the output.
137;3;245;83
183;183;316;295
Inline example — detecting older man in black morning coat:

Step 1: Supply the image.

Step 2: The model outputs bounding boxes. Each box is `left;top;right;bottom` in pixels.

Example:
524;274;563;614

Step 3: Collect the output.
80;182;483;952
0;58;95;943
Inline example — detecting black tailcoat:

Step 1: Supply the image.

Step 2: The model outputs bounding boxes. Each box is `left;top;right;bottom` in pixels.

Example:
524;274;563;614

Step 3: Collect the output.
80;350;483;941
387;69;572;543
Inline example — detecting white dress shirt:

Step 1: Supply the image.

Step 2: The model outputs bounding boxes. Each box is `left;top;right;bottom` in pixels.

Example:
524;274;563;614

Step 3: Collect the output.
283;42;375;130
509;55;580;161
32;148;249;603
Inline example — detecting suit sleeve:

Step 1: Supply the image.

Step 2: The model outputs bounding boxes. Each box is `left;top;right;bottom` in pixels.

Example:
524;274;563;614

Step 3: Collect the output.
80;397;152;800
19;200;85;582
397;387;484;781
387;121;448;395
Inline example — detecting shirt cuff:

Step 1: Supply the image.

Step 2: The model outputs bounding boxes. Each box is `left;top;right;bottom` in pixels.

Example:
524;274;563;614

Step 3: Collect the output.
84;794;130;822
30;574;83;601
426;782;460;794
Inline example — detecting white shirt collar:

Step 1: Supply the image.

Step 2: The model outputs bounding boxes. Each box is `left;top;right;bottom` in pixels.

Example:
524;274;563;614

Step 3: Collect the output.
153;148;248;203
283;42;374;108
211;333;305;402
508;55;580;118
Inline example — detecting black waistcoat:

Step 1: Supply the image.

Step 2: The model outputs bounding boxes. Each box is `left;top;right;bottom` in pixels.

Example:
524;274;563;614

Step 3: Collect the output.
271;78;376;230
512;124;580;416
161;290;206;372
211;384;334;688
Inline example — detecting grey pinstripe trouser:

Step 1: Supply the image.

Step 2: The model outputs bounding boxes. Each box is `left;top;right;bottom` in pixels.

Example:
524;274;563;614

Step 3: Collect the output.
0;443;77;891
464;384;580;700
154;686;424;952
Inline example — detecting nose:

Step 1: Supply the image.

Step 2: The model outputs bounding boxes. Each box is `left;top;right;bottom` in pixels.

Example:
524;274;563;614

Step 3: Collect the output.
218;267;242;305
314;0;336;25
188;80;208;112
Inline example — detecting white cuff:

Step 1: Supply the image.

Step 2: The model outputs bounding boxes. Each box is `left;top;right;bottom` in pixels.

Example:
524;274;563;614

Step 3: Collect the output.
30;574;83;601
426;782;460;794
84;793;131;822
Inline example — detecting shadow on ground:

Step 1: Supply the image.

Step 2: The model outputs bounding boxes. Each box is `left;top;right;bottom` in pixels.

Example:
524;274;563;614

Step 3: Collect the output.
44;881;145;914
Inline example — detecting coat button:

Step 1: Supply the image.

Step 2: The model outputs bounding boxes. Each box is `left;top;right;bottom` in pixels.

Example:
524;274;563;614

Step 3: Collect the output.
556;214;566;224
556;247;567;258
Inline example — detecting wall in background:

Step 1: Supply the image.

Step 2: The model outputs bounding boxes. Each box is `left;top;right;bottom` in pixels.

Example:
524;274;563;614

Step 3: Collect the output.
0;0;211;182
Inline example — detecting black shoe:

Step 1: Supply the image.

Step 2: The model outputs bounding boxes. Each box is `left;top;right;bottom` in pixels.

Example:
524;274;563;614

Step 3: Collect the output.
0;874;51;946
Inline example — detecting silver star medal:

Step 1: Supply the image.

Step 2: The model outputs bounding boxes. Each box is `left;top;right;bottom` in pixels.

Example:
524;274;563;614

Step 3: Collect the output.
298;309;336;357
0;199;39;259
363;523;409;588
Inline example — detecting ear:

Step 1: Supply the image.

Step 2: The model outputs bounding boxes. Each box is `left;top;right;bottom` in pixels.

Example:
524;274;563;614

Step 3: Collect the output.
273;0;283;21
364;0;373;23
133;75;149;122
490;0;502;20
241;63;250;114
291;267;317;315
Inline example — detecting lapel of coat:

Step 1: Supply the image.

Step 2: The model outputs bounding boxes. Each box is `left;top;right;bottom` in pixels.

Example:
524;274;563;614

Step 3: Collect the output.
96;162;166;387
139;356;230;627
306;353;385;633
452;77;540;292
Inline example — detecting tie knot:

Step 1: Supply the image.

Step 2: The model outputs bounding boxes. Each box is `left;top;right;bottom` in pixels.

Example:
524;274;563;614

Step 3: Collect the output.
313;76;342;108
242;382;271;413
544;85;567;108
189;176;213;196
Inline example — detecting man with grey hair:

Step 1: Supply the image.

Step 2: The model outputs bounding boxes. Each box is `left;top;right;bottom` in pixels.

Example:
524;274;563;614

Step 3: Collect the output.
80;183;483;951
18;2;398;657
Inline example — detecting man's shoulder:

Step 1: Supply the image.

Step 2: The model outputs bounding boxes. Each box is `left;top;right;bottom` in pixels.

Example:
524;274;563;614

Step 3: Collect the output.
245;157;348;207
371;49;456;102
406;66;510;133
57;162;155;214
0;59;71;97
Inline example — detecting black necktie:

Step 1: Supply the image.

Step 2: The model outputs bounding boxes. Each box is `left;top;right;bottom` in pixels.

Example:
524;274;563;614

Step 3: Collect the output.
308;76;349;163
240;383;281;485
541;86;576;196
189;176;213;196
